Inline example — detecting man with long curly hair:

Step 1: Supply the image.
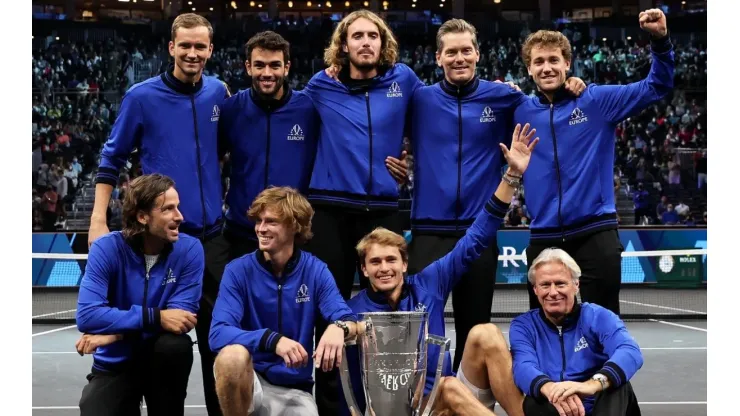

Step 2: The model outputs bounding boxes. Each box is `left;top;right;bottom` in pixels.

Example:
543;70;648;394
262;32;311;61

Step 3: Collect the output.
75;174;204;416
301;9;423;414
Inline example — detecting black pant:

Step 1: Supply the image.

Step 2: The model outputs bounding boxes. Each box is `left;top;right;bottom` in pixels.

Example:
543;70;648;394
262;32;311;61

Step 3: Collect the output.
195;232;259;416
523;382;641;416
79;333;194;416
407;233;498;372
526;229;623;315
305;204;403;416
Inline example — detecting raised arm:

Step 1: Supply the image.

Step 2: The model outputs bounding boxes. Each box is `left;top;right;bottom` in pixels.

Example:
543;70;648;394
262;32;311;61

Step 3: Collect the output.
591;9;674;124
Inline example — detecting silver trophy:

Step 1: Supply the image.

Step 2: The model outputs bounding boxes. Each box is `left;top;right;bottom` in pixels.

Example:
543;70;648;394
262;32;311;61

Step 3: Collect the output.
339;311;451;416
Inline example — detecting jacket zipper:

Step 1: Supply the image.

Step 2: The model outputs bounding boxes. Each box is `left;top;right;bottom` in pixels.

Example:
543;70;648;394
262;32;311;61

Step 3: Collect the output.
549;104;566;242
277;283;283;333
558;326;566;381
190;95;207;240
455;92;463;232
365;91;373;211
264;113;272;188
143;268;151;329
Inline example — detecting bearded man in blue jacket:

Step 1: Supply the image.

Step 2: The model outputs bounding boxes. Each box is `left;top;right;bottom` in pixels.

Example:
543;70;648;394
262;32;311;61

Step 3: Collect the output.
510;248;643;416
515;9;674;315
75;174;204;416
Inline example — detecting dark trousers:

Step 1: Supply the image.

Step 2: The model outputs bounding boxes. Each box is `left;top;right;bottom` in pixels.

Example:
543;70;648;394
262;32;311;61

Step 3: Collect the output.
523;382;641;416
305;204;403;416
194;232;259;416
79;333;194;416
526;229;623;315
407;233;498;372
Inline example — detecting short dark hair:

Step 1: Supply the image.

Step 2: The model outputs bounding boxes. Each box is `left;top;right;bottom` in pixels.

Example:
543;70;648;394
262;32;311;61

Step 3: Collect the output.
245;31;291;64
122;174;176;240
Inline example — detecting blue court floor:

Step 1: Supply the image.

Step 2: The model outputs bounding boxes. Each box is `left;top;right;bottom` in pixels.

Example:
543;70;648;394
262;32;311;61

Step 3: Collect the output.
32;319;707;416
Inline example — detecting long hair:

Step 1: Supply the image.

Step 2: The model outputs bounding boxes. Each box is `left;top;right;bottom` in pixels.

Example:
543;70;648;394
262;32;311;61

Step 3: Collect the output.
121;174;175;240
247;186;314;245
323;9;399;69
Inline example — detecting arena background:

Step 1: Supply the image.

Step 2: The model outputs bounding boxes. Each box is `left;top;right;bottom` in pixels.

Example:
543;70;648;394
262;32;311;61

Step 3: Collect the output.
22;0;721;415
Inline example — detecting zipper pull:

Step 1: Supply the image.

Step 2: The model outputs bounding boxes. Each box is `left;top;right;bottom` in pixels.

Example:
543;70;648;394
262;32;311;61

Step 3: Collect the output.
366;91;369;97
550;103;554;109
146;272;150;281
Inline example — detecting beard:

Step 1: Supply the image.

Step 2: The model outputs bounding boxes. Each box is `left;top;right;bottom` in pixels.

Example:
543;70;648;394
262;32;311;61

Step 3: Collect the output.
348;52;380;71
252;76;285;99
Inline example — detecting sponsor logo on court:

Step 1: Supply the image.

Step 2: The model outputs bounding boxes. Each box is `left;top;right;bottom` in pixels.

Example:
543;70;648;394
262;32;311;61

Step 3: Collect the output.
574;336;589;352
211;105;220;122
387;82;403;98
569;107;588;125
162;268;177;286
480;106;496;123
295;283;311;303
287;124;305;141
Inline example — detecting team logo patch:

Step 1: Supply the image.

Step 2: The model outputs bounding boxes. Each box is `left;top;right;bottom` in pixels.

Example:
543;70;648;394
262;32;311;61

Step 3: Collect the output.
211;105;220;122
480;106;496;123
569;108;588;125
287;124;305;141
295;283;311;303
387;82;403;98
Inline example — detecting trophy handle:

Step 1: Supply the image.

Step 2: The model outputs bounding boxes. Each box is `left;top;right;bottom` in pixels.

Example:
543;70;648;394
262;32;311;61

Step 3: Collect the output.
419;334;451;416
339;320;371;416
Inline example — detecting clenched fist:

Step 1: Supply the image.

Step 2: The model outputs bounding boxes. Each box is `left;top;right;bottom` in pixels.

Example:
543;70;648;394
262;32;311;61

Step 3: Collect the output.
160;309;197;334
639;8;668;38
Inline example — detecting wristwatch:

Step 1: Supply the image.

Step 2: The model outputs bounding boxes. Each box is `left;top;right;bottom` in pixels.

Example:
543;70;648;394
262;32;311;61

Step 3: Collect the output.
591;374;608;391
333;320;350;338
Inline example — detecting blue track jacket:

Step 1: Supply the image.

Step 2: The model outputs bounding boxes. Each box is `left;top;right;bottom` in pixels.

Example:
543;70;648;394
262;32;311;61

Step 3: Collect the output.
303;64;423;211
510;303;644;414
410;78;526;235
96;69;227;239
209;249;356;391
219;87;320;238
513;36;674;243
339;194;510;415
76;232;204;371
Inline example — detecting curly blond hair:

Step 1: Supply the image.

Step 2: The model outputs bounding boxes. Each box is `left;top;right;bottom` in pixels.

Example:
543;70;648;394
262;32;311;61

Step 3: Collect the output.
247;186;314;245
323;10;399;69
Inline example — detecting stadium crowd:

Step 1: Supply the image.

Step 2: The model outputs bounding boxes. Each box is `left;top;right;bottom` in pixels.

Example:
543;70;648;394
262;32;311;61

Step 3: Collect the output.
31;17;706;231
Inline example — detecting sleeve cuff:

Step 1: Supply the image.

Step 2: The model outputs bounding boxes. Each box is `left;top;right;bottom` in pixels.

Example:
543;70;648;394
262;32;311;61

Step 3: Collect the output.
259;329;284;354
598;361;627;388
95;166;120;187
485;195;510;219
650;32;673;54
530;375;554;398
143;307;160;331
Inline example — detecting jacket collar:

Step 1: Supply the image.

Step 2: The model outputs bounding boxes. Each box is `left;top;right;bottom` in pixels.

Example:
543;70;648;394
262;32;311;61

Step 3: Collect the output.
125;233;175;259
338;64;390;93
249;85;293;113
160;64;204;95
538;302;582;331
440;76;480;97
535;84;571;105
366;278;411;310
256;247;301;277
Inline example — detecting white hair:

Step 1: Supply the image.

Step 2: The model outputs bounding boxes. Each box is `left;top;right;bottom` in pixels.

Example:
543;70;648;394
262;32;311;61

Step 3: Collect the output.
527;248;582;285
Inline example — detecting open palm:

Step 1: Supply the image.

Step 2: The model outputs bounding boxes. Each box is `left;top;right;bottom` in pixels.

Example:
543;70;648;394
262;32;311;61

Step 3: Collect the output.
500;123;540;175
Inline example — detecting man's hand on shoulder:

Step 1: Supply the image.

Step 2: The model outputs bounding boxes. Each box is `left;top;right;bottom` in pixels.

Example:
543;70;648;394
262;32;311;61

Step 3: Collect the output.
494;79;522;92
160;309;197;334
564;77;587;96
75;333;122;356
275;337;309;368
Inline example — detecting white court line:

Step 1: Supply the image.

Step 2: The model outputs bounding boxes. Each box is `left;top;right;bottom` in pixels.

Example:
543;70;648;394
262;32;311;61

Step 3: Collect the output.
32;309;77;319
649;319;707;333
619;300;706;315
32;402;707;410
32;325;78;337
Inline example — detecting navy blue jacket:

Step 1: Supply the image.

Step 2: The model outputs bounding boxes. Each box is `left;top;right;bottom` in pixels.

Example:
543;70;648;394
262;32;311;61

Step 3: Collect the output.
513;37;674;243
303;64;423;211
76;232;204;372
339;195;509;415
209;249;356;390
219;88;320;238
96;70;227;239
410;78;526;235
510;303;644;415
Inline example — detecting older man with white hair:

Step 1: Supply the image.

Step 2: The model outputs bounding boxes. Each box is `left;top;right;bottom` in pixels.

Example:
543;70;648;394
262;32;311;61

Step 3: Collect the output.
509;248;643;416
